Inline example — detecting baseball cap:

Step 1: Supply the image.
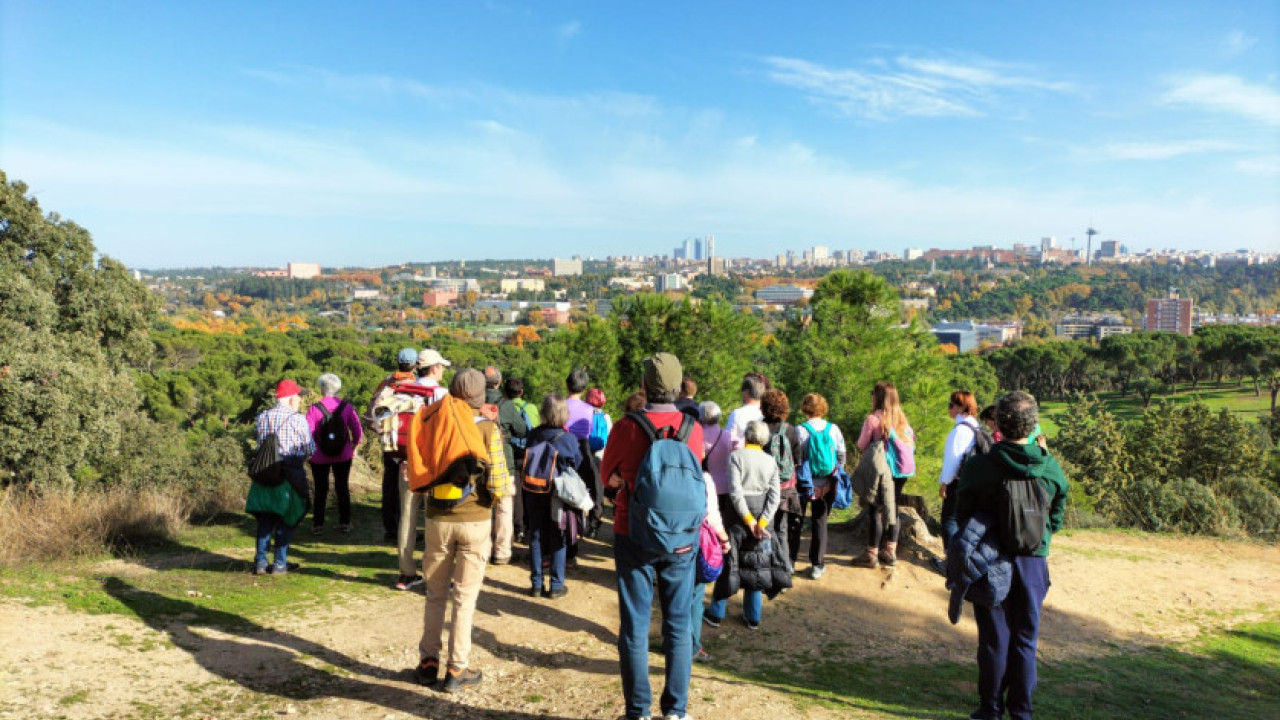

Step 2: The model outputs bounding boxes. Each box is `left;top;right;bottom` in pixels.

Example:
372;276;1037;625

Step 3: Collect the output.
397;347;419;365
642;353;682;394
417;348;451;368
275;379;303;399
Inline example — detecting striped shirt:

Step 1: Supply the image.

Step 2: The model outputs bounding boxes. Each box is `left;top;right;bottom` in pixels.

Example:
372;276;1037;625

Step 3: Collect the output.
256;404;315;460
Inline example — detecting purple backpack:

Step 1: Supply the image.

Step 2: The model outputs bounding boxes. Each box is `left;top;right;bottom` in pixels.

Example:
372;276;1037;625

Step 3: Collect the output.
695;520;723;584
884;429;916;479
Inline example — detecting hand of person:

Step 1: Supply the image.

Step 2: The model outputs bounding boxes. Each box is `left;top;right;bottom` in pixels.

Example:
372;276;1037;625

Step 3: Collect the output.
752;524;769;540
607;472;624;489
480;403;499;420
939;484;947;500
719;539;732;553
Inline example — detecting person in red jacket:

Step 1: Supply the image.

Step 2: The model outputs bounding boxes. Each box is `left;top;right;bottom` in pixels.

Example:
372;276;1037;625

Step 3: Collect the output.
600;352;704;720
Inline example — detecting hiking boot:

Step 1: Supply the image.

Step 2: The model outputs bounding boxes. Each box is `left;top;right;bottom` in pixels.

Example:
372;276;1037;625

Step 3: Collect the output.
879;541;898;567
852;549;880;569
414;657;440;687
547;586;569;600
441;666;482;693
702;613;721;628
393;574;423;591
808;565;825;580
529;586;545;598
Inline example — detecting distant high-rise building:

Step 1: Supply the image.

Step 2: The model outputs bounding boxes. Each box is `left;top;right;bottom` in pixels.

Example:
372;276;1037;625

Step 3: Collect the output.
1144;289;1193;336
552;258;583;276
904;247;924;261
672;245;686;260
1041;237;1057;253
705;234;716;259
694;237;705;261
812;245;830;261
1100;240;1121;258
287;262;321;279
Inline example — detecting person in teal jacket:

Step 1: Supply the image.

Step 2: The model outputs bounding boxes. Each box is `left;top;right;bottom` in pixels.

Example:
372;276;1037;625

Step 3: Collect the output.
246;379;314;575
955;391;1068;720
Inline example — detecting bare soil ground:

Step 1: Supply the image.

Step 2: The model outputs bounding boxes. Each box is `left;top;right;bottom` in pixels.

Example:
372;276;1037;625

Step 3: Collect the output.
2;522;1277;720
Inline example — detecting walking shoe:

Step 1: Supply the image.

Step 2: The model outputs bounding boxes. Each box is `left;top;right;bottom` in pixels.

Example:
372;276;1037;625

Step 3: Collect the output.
664;714;692;720
693;648;712;663
741;614;759;631
253;564;269;576
414;657;440;687
393;574;424;591
529;586;544;598
547;586;568;600
879;541;898;567
701;613;721;628
615;715;651;720
808;565;825;580
441;666;483;693
270;562;300;575
310;524;323;536
852;549;880;569
490;556;510;566
338;523;352;534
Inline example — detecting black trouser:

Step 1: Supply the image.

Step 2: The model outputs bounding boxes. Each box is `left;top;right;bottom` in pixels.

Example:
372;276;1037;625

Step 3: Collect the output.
380;452;401;539
511;461;526;538
868;478;907;548
799;496;831;567
310;460;352;528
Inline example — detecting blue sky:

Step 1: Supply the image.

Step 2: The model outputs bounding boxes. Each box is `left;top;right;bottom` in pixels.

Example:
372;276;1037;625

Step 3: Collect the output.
2;1;1277;268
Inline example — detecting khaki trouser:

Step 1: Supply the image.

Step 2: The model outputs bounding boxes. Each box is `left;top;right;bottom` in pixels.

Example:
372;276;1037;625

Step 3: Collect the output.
491;493;514;563
397;464;426;577
418;519;491;670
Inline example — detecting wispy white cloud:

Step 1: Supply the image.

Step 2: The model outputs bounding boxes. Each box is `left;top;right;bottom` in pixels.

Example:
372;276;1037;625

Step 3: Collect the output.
1162;73;1280;126
558;21;581;42
241;65;463;101
1223;30;1257;57
1095;139;1241;160
762;54;1072;120
1235;155;1280;175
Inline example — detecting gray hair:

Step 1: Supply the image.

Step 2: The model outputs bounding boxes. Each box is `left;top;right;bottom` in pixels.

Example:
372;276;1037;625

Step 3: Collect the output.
484;365;502;389
318;373;342;397
744;419;771;447
741;374;765;401
699;401;722;426
996;391;1039;441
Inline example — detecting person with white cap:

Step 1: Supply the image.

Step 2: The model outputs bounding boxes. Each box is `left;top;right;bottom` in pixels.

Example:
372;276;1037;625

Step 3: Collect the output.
246;379;314;576
369;348;420;544
392;348;452;591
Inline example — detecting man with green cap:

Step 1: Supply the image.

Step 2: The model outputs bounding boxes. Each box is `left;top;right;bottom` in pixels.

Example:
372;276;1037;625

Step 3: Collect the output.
600;352;706;720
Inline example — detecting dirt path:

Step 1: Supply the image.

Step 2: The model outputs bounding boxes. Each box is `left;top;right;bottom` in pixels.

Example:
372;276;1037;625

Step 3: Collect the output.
2;526;1278;720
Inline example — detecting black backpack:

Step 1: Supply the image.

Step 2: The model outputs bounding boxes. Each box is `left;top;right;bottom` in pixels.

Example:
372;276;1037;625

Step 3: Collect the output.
995;467;1050;555
248;433;285;486
315;400;350;457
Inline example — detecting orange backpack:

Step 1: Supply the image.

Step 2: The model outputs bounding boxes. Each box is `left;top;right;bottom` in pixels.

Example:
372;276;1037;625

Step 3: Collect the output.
406;395;491;507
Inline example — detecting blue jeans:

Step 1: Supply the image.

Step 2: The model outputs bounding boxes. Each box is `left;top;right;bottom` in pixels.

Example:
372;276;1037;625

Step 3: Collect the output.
705;589;762;625
526;492;566;591
972;555;1050;720
690;582;706;653
254;514;293;570
614;533;695;719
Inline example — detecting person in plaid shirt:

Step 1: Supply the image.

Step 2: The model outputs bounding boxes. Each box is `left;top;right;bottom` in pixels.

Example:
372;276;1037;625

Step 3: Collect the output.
413;368;511;694
246;380;314;575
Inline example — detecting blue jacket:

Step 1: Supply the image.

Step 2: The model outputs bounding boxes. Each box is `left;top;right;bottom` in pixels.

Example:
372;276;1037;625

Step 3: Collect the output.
946;510;1012;625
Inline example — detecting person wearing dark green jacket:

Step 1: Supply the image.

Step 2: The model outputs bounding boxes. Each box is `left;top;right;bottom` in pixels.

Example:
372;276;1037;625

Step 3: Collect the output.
955;391;1068;720
485;366;528;564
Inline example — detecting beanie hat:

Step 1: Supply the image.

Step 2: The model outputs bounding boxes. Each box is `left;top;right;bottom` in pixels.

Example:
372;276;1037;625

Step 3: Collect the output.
449;368;486;409
585;388;606;408
642;353;682;394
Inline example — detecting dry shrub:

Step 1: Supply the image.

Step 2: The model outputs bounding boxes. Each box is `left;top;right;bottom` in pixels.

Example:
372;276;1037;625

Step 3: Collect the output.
0;477;244;565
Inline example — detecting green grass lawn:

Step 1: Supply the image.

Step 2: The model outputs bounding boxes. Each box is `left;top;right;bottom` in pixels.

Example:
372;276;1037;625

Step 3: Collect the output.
732;619;1280;720
1039;384;1272;437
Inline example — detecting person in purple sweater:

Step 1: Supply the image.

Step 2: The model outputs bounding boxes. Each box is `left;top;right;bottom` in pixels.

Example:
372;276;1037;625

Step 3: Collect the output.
306;373;364;535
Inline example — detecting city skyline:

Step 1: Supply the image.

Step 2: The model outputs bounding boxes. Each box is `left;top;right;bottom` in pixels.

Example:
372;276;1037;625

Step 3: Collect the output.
2;1;1278;267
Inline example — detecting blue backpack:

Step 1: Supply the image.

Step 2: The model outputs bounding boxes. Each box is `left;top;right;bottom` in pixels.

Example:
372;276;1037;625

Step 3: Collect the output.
626;412;707;557
588;409;610;452
831;467;853;510
802;421;839;477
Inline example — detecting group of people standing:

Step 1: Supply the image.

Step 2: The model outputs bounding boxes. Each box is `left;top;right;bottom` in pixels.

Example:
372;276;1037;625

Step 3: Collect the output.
246;347;1068;720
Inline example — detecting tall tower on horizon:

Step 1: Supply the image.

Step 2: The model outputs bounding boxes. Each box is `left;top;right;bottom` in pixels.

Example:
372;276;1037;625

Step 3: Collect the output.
705;235;716;259
1085;225;1098;266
